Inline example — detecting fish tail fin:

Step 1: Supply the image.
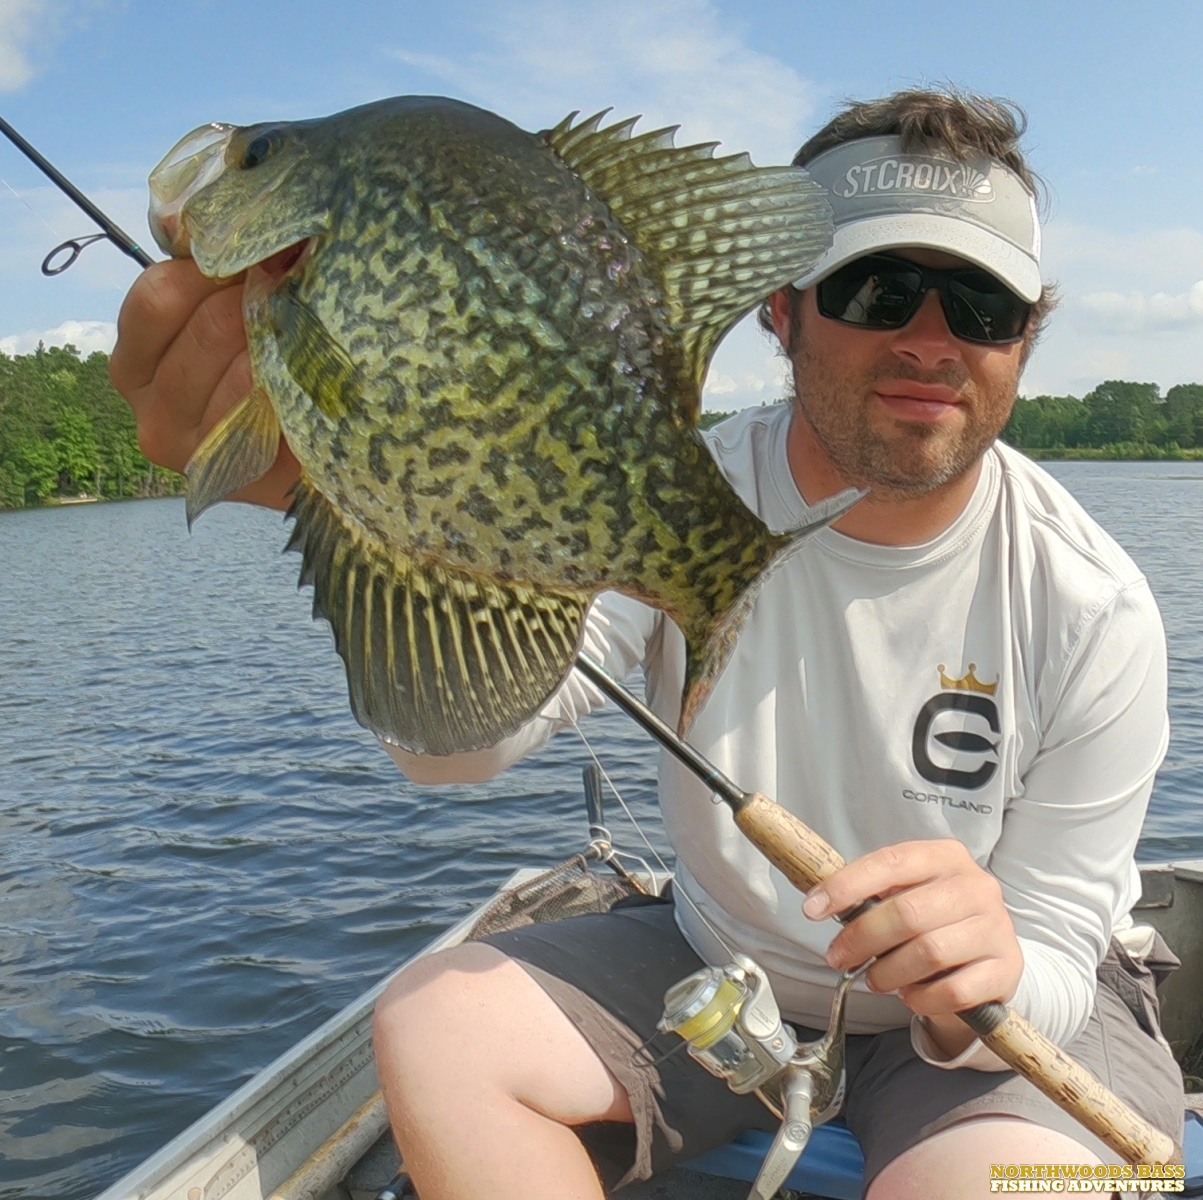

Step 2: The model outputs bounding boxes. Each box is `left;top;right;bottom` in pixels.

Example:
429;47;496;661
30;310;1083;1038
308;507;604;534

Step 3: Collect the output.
678;487;864;733
184;385;281;527
286;478;590;754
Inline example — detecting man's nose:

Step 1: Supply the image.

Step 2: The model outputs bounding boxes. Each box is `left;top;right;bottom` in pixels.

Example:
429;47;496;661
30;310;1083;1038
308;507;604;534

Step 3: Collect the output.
890;289;961;369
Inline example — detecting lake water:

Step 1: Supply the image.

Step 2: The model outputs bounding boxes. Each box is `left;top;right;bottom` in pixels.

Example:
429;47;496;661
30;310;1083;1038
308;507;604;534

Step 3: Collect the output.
1;461;1201;1200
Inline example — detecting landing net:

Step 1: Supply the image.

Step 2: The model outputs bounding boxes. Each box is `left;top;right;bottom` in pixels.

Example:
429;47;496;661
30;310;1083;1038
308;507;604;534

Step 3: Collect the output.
465;855;638;941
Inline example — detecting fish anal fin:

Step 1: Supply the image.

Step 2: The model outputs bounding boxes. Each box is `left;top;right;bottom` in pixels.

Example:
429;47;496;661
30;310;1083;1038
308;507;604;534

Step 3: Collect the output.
184;385;280;527
542;112;834;410
286;478;590;755
271;285;360;420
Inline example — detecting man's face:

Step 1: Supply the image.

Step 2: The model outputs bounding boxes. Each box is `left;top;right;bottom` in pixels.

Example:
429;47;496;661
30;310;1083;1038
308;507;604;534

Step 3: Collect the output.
775;248;1027;497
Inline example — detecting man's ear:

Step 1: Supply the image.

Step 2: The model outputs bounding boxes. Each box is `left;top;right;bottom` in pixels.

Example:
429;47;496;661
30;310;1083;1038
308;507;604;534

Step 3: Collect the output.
768;288;794;351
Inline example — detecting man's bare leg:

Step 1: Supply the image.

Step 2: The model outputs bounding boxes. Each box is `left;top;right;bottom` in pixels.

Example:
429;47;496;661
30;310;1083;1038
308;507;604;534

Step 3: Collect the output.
868;1116;1105;1200
373;943;633;1200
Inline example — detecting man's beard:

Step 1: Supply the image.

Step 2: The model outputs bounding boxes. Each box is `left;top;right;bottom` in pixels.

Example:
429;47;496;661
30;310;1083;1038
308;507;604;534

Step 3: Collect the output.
789;336;1017;498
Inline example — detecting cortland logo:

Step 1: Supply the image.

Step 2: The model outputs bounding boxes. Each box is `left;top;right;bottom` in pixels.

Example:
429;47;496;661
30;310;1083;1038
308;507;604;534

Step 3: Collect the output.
838;157;995;202
911;664;1001;792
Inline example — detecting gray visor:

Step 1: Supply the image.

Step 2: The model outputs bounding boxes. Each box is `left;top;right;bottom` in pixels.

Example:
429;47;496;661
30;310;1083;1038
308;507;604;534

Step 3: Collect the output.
792;135;1042;303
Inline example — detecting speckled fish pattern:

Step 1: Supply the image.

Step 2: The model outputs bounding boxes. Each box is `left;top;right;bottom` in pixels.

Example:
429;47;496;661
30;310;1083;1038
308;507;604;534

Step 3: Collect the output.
161;96;837;754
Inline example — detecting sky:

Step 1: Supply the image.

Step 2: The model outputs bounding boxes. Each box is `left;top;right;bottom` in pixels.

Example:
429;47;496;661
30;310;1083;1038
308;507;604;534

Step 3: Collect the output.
2;0;1203;409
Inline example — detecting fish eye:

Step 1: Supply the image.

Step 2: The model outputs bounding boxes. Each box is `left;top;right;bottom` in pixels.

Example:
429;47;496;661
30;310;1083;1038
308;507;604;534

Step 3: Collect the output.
239;134;276;170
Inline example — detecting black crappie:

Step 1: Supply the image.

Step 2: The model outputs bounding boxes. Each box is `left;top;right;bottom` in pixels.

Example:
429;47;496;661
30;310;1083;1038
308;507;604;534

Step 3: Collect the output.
148;96;855;755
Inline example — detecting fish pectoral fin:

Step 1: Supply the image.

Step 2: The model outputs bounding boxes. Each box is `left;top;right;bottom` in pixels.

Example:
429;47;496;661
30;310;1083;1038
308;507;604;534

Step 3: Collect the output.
286;478;590;755
542;112;833;417
184;385;281;527
271;285;360;420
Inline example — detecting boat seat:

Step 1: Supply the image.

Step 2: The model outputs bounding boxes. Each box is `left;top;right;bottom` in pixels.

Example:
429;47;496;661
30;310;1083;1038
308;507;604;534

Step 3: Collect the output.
684;1110;1203;1199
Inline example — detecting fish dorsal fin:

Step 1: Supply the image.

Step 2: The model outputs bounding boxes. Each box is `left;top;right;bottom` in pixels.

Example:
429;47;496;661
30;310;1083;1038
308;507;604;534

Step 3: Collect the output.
543;111;833;418
286;478;590;755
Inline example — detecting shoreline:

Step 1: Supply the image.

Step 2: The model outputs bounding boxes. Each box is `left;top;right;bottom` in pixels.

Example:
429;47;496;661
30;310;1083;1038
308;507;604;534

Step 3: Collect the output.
4;449;1203;515
1024;448;1203;462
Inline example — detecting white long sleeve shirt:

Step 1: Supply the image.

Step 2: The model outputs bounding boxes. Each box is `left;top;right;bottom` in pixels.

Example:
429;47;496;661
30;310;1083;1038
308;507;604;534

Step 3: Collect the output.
387;403;1168;1062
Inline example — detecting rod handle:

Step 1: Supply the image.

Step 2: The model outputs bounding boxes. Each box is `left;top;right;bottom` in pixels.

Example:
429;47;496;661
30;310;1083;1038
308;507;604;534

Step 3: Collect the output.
959;1002;1177;1166
730;790;1179;1166
732;791;847;893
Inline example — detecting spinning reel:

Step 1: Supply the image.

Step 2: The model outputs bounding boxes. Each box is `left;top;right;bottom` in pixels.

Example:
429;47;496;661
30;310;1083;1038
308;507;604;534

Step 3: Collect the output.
658;954;870;1200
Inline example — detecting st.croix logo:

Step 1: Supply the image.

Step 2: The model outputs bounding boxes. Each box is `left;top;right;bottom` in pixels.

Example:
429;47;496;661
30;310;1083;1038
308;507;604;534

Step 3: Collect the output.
837;156;995;202
911;664;1001;791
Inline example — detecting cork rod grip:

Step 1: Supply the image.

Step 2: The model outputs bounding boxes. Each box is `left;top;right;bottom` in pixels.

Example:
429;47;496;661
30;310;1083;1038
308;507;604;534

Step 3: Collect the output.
733;792;847;893
729;789;1179;1166
966;1006;1177;1165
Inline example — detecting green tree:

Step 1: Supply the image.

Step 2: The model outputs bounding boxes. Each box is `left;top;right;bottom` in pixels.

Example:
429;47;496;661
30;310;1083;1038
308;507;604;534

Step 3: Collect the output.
52;406;99;493
0;344;184;509
1002;394;1088;450
16;439;60;501
1082;380;1162;447
1164;384;1203;449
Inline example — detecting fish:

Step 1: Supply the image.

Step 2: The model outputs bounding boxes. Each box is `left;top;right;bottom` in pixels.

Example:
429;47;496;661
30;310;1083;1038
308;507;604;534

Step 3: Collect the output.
147;96;857;756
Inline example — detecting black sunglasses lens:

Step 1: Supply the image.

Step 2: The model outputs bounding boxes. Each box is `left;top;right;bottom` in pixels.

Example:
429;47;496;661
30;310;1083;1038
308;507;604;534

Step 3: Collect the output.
817;259;923;328
946;274;1030;343
817;257;1030;344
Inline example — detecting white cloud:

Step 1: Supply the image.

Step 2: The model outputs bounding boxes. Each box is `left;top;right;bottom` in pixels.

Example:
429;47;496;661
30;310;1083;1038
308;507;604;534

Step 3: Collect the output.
1017;220;1203;396
389;0;819;166
1079;281;1203;333
0;0;44;89
0;317;116;356
703;312;790;412
0;0;90;91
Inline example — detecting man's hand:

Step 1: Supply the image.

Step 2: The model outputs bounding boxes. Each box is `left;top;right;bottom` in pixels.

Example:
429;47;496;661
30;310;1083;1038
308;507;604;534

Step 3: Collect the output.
802;839;1024;1058
109;258;300;511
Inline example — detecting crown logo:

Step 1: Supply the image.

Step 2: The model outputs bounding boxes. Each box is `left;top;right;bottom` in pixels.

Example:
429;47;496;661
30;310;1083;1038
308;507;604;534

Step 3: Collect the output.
938;663;998;696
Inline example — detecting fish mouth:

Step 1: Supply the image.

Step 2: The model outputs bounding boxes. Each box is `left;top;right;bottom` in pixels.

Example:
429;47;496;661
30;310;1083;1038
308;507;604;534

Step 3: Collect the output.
246;238;314;295
148;123;236;256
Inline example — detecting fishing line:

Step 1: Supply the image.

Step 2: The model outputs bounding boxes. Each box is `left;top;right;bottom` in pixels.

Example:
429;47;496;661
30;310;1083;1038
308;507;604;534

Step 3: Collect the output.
569;713;740;963
0;170;67;240
570;716;662;890
567;716;664;889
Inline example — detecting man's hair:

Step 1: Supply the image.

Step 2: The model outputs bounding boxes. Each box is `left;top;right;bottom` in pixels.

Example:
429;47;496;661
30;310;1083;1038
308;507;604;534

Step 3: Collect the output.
759;87;1058;356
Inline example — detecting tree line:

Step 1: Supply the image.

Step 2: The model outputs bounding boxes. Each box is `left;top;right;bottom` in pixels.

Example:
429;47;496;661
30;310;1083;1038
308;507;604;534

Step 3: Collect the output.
3;345;1202;513
1002;380;1203;459
0;343;184;510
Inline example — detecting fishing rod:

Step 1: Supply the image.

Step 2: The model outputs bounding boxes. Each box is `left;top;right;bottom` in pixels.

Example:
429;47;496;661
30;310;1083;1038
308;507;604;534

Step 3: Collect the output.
0;115;155;275
574;653;1177;1166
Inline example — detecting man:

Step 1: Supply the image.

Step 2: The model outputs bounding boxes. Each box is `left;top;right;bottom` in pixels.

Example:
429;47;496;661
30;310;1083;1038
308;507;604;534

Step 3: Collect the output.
111;89;1182;1199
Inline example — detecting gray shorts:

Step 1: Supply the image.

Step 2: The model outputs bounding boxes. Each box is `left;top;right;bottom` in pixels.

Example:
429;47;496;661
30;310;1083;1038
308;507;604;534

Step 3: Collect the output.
482;895;1184;1193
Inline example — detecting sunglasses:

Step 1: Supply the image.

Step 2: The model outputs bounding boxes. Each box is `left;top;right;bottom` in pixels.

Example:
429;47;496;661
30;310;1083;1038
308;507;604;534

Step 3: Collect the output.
814;254;1032;345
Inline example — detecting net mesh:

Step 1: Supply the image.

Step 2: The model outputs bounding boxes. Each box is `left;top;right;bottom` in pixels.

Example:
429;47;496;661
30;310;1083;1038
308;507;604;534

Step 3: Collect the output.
465;855;638;941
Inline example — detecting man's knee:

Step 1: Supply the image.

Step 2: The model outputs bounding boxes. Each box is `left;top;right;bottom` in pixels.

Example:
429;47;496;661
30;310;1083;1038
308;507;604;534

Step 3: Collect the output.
867;1117;1104;1200
372;941;633;1129
373;942;513;1091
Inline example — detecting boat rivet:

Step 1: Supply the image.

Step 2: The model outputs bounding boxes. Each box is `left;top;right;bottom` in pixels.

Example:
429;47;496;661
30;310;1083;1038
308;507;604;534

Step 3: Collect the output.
772;1038;783;1049
188;1189;202;1200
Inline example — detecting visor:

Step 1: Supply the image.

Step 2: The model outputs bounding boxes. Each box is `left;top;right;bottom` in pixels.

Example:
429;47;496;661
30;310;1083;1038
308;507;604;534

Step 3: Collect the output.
792;135;1042;303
